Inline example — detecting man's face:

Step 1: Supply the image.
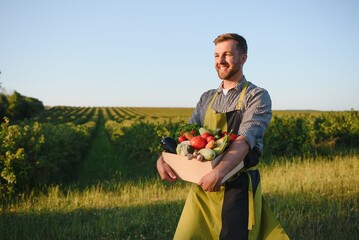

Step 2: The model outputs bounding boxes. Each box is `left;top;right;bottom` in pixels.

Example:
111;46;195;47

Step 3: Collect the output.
214;39;246;81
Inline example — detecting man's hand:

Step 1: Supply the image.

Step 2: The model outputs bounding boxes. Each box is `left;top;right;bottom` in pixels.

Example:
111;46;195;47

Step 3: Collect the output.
198;135;249;192
156;155;177;182
198;169;223;192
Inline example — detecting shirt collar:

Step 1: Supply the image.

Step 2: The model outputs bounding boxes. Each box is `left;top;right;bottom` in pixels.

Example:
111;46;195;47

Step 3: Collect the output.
217;75;247;93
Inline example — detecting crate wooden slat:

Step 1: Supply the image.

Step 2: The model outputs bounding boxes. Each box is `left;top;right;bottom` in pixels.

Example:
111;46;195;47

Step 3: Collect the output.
162;152;244;184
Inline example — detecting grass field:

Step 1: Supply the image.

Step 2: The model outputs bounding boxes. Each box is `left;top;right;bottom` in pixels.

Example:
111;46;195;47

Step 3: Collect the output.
0;108;358;239
1;155;357;239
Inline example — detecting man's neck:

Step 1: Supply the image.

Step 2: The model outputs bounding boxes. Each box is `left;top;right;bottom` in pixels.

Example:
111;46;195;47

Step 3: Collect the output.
222;73;244;89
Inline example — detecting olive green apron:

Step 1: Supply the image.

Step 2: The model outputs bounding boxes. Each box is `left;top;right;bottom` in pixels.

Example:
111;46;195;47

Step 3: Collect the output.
174;81;290;239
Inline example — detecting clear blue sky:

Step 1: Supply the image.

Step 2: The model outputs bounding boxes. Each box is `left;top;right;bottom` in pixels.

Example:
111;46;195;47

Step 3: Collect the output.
1;0;358;110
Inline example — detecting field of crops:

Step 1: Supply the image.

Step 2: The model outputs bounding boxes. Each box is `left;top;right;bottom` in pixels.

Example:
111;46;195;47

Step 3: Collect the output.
0;107;358;239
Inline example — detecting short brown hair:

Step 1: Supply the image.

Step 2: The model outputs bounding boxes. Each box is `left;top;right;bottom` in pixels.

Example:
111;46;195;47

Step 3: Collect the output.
213;33;248;54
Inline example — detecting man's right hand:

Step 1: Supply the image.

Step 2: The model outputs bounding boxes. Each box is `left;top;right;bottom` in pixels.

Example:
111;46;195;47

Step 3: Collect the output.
156;155;177;182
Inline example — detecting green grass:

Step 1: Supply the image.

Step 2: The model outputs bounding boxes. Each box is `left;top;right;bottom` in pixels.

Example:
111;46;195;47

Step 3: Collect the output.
1;155;357;240
77;109;158;188
261;156;358;239
1;180;188;239
77;109;123;187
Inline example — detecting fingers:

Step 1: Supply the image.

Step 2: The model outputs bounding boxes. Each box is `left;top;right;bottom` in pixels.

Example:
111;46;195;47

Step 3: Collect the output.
205;185;220;192
163;162;177;180
198;175;221;192
201;185;216;192
198;181;215;192
157;156;177;182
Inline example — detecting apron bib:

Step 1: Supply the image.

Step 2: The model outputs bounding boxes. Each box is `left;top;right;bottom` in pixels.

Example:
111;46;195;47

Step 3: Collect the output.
174;81;289;240
203;81;248;133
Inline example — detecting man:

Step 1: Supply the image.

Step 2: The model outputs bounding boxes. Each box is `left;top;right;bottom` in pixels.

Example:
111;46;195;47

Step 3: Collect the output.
157;33;289;239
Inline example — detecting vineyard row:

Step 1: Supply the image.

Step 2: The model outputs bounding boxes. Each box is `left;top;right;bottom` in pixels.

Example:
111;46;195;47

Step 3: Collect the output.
0;107;358;200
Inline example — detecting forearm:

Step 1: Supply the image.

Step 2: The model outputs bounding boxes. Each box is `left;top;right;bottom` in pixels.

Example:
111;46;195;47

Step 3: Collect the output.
214;135;250;180
198;135;249;191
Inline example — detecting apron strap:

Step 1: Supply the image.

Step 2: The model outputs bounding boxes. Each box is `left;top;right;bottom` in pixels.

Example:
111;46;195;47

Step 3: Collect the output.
244;165;258;230
208;91;219;109
236;80;249;110
227;164;258;230
208;80;249;110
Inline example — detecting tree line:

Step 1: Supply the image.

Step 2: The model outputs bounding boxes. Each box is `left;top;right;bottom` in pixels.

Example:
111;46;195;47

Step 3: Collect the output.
0;91;44;121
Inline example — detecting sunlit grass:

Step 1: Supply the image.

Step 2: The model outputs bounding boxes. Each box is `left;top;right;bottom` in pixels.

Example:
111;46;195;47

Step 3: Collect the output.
261;155;358;198
6;179;190;213
261;155;358;239
1;155;358;239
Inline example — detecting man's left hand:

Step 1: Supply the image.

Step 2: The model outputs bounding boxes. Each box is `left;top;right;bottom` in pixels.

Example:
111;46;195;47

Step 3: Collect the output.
198;169;223;192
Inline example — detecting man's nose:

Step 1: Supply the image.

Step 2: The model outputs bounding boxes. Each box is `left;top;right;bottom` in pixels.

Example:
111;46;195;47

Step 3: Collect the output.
219;56;226;64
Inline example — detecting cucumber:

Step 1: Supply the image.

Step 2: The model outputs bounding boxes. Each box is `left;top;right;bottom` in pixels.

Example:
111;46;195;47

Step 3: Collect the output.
198;148;216;161
213;134;231;155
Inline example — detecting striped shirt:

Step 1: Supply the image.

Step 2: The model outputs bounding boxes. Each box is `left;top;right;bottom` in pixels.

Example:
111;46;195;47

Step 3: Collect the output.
188;76;272;155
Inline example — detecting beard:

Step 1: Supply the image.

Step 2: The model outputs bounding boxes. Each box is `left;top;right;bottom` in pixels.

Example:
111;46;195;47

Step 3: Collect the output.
216;64;240;80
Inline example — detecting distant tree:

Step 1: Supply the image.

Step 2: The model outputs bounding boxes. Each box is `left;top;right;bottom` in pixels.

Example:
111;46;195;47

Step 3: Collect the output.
7;91;27;120
0;90;44;121
0;93;9;117
24;95;45;117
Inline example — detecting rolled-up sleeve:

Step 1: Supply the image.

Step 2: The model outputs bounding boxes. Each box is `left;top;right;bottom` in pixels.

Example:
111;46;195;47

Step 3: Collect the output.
238;88;272;153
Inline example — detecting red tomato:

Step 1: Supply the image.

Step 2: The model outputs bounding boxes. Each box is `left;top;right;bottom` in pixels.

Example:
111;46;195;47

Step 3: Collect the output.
178;135;187;143
229;133;237;142
191;129;197;135
190;136;207;150
206;135;215;143
201;132;212;139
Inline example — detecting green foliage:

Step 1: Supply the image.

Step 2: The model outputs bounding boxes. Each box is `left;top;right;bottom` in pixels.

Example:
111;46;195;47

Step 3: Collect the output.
174;123;200;137
37;122;96;184
0;94;9;117
113;120;182;178
1;106;359;203
0;91;44;121
0;118;96;200
0;118;45;198
0;107;358;239
264;111;359;158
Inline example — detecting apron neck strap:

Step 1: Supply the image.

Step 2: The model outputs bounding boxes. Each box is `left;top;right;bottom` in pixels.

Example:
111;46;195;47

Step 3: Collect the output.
209;80;249;109
208;80;249;110
237;80;249;110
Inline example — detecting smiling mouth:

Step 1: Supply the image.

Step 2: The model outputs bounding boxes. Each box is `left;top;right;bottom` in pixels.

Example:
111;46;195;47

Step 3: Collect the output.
218;63;229;68
218;66;229;71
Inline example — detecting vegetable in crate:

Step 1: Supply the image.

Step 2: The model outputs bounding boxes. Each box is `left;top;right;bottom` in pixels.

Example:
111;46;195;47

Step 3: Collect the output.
198;127;211;135
161;136;177;153
213;134;231;155
176;141;195;156
175;123;200;138
198;148;216;161
190;136;207;150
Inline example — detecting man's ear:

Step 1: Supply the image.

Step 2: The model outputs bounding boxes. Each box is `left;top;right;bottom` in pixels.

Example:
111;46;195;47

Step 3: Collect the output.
240;53;247;65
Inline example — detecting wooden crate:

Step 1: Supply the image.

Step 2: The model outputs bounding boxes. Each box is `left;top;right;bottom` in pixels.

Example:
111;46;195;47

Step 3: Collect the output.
162;152;244;184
